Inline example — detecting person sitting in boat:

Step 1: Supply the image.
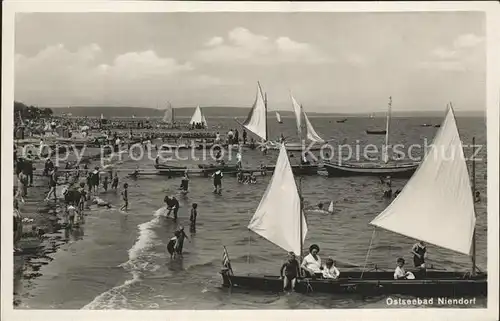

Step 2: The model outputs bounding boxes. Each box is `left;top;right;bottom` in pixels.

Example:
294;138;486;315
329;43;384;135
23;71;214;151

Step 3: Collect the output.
249;172;257;184
394;258;414;280
322;258;340;280
411;241;427;269
215;150;223;163
475;191;481;203
301;244;323;278
301;154;310;165
237;170;244;183
259;163;267;176
280;252;300;292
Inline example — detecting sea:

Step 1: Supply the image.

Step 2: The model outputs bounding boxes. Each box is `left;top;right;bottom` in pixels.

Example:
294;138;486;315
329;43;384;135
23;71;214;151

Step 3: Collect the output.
15;115;488;309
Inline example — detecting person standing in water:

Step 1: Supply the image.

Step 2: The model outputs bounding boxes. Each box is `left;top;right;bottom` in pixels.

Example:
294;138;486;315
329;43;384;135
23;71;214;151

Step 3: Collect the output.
120;183;129;212
103;175;109;192
190;203;198;232
180;171;189;193
45;167;58;202
111;173;119;191
212;170;223;194
175;226;190;256
167;231;181;259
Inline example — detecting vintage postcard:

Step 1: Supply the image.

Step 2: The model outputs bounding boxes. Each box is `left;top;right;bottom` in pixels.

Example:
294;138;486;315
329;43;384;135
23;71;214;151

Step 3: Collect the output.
1;1;499;321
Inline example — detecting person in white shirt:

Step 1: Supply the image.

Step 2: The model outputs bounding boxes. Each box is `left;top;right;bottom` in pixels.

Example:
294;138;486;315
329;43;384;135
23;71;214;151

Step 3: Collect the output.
301;244;323;277
236;151;242;168
394;257;413;280
322;258;340;280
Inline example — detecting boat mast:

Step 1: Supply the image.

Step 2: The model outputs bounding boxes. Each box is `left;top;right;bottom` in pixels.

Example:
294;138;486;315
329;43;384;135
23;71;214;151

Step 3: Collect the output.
384;97;392;163
264;92;268;142
299;176;304;275
471;136;477;276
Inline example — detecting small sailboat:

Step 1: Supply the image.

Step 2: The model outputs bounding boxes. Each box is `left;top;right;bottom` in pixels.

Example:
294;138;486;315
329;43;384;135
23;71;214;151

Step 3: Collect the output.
366;102;390;135
324;97;419;177
327;201;334;214
163;102;174;126
276;111;283;124
337;118;348;123
190;105;207;128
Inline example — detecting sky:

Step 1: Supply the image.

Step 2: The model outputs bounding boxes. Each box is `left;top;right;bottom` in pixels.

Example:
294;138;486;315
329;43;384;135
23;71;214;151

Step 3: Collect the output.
14;11;486;113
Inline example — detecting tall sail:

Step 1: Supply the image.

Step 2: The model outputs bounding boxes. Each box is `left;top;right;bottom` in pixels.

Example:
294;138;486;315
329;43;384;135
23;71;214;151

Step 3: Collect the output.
242;82;267;141
201;114;208;126
100;113;104;120
370;106;476;256
290;94;303;136
304;112;325;143
248;143;308;255
276;112;282;123
163;102;174;124
190;105;207;126
383;97;392;163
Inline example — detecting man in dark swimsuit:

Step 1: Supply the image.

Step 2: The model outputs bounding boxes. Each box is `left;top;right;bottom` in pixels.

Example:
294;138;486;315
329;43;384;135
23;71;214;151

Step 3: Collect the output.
212;170;223;194
280;252;300;292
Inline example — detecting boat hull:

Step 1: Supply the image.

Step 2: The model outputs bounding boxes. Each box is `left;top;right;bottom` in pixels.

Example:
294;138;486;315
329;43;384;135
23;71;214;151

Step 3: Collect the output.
366;130;387;135
323;162;418;178
265;164;319;176
220;270;487;297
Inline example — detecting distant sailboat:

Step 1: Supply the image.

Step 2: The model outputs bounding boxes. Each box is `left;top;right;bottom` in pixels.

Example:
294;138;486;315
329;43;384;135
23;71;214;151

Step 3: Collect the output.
327;201;334;214
276;112;283;124
289;94;326;148
190;105;207;128
241;82;268;142
163;102;174;125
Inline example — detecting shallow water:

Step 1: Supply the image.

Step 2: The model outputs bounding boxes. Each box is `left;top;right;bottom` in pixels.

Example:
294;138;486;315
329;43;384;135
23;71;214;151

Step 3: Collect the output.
16;116;488;309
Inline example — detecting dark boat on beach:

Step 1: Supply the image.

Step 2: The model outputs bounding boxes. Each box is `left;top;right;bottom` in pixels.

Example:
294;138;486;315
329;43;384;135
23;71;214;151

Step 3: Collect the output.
366;129;387;135
220;105;487;298
323;161;419;178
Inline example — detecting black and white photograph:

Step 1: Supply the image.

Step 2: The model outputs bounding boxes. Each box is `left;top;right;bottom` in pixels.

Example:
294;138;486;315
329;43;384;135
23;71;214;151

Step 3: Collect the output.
2;1;499;320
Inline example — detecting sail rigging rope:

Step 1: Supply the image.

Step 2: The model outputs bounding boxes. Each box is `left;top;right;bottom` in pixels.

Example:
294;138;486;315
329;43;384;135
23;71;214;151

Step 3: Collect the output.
360;228;377;279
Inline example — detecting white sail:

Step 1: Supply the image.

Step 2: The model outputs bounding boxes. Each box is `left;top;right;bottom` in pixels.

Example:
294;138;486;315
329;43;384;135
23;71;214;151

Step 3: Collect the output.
328;201;334;213
163;102;174;124
100;113;104;120
276;112;282;123
370;106;476;256
242;82;267;141
290;94;302;136
190;105;207;126
248;143;308;255
201;114;208;126
304;112;325;143
383;97;392;163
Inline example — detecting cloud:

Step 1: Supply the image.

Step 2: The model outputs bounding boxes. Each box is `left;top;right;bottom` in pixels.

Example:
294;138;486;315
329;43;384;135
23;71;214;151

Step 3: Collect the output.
196;27;333;64
15;44;231;106
419;33;484;72
205;36;224;47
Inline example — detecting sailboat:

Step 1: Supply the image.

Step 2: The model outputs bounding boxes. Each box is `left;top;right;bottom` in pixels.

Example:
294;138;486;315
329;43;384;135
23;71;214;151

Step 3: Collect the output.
327;201;334;214
189;105;208;128
324;97;419;178
221;105;487;296
220;143;310;290
163;102;174;126
276;112;283;124
277;94;326;153
366;101;390;135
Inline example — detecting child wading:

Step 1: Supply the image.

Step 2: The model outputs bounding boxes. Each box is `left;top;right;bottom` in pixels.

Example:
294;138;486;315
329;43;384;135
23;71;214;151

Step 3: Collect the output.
120;183;129;211
190;203;198;232
212;170;223;194
280;252;300;292
111;173;119;191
